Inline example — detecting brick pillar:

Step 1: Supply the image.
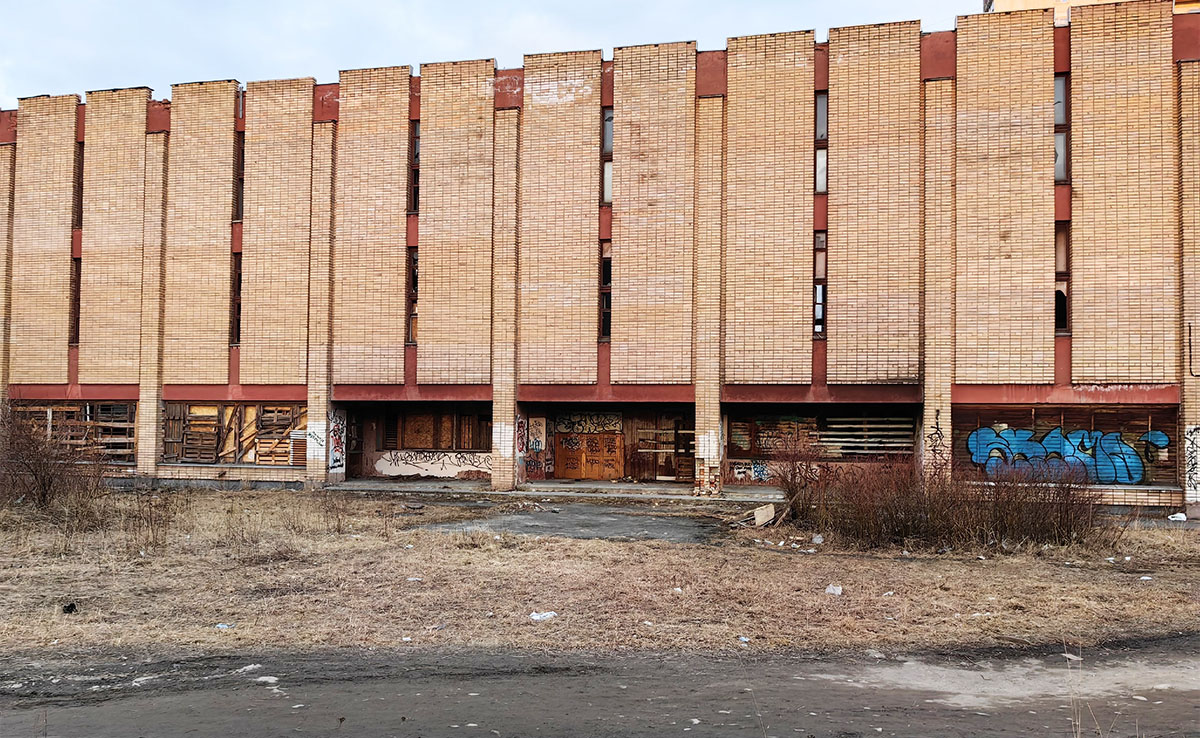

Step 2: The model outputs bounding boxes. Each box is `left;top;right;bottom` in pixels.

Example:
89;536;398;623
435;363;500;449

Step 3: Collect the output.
306;121;337;485
0;143;13;402
921;79;955;477
1180;62;1200;507
136;132;169;478
694;96;724;495
491;108;520;490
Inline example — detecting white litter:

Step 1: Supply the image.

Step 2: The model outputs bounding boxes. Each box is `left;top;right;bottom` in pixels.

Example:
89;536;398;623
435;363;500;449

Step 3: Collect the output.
1132;695;1148;701
673;587;683;593
215;623;235;630
738;636;751;643
292;705;305;709
825;584;843;596
402;637;412;642
406;577;423;582
643;621;653;626
1168;512;1187;522
530;611;557;622
404;544;414;549
236;664;262;673
812;534;824;545
882;591;895;597
1140;576;1153;581
256;676;279;684
1063;653;1082;662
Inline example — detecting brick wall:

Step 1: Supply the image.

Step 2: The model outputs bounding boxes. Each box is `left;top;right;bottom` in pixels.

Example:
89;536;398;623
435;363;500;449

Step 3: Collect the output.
136;132;168;475
611;42;695;384
1180;61;1199;501
10;94;77;384
163;81;237;385
79;88;148;384
492;108;520;489
694;95;724;493
518;51;601;384
724;32;814;384
419;60;495;384
1071;0;1178;383
331;66;410;385
0;143;13;398
828;22;921;384
306;122;335;483
955;10;1055;384
240;78;314;385
922;79;956;472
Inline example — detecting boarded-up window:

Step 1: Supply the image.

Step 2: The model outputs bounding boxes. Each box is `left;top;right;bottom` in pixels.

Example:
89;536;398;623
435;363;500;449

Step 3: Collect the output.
162;402;306;466
11;401;137;465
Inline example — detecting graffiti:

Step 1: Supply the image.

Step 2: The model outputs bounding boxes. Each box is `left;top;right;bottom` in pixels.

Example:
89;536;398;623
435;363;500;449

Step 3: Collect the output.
553;412;621;434
374;450;491;479
965;426;1169;485
924;409;949;473
730;459;771;483
515;416;527;455
525;457;544;477
561;436;582;451
328;408;347;474
528;417;546;453
1186;426;1200;499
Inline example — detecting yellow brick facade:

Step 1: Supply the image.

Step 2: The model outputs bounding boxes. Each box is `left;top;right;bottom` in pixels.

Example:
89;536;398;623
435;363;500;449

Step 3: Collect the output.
78;88;148;384
724;32;814;384
828;22;922;384
241;78;314;385
419;60;495;385
306;122;336;483
518;51;601;384
331;66;410;385
163;81;237;385
491;108;520;489
694;96;724;493
611;42;696;384
1180;61;1200;502
10;94;77;384
921;80;956;472
136;132;168;475
955;10;1056;384
0;143;12;398
1070;0;1178;383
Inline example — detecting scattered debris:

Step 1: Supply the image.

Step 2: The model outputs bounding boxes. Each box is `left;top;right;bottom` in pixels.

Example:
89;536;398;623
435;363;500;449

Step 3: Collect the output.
811;534;824;545
882;591;895;597
825;584;843;596
1167;512;1187;522
753;504;776;528
1140;576;1153;581
406;577;423;582
865;649;885;660
937;547;951;555
256;676;279;684
62;602;77;614
530;611;557;622
215;623;236;630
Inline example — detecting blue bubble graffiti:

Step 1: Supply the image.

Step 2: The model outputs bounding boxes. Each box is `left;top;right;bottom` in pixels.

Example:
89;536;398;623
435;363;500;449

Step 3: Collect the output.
965;426;1169;485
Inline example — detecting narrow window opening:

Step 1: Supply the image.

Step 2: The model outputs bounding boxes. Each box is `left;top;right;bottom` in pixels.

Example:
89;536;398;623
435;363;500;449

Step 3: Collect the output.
1055;221;1070;336
69;256;81;345
601;106;613;204
815;92;828;142
409;121;420;212
229;252;242;345
814;231;827;338
1054;73;1069;183
815;149;827;195
406;247;419;344
233;130;245;221
599;240;612;341
72;141;84;229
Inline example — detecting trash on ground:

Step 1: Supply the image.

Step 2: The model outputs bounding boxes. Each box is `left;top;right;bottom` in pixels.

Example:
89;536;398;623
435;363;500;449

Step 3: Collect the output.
1140;576;1153;581
753;503;776;527
811;534;824;545
530;611;557;622
825;584;843;596
215;623;236;630
1167;512;1187;522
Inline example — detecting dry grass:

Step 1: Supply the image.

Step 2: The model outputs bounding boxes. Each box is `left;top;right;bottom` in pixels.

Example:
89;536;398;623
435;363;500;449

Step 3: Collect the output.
0;488;1196;655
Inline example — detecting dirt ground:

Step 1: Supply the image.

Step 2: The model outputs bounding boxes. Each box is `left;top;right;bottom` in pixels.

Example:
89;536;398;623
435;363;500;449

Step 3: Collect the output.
0;488;1197;655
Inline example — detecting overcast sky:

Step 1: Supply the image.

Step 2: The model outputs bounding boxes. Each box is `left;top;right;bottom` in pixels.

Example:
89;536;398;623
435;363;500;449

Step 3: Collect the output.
0;0;981;108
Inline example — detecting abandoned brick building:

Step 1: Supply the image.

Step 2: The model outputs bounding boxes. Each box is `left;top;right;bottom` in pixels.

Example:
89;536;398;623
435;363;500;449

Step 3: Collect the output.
0;0;1197;505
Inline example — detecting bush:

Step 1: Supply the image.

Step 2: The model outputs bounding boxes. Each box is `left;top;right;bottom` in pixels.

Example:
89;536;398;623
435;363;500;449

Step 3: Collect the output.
0;403;112;539
771;432;1110;549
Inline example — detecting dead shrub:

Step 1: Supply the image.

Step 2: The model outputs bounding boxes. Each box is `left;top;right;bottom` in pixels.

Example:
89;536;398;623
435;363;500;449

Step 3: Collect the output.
119;491;194;553
771;437;1113;549
0;403;112;544
318;488;352;534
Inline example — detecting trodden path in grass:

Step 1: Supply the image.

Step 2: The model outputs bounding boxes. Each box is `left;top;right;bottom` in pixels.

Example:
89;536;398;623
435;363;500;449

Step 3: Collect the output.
1;638;1198;737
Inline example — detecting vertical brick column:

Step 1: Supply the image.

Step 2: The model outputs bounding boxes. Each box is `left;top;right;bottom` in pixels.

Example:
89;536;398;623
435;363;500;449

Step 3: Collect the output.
0;142;13;400
828;22;922;384
163;81;238;385
694;96;724;495
10;94;77;385
921;79;955;476
1070;1;1178;383
241;78;314;385
491;108;520;490
1180;62;1200;506
306;121;336;484
724;32;813;384
611;42;695;384
80;88;149;384
955;11;1055;384
332;67;409;385
136;132;169;477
